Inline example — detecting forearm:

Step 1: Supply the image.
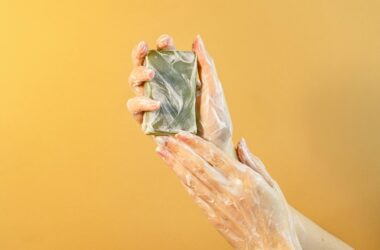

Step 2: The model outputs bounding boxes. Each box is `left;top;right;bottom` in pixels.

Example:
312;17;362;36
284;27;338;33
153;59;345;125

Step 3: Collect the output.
290;207;353;250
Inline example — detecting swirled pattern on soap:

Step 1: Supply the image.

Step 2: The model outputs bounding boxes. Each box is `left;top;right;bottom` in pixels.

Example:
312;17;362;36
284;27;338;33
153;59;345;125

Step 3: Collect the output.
142;50;197;135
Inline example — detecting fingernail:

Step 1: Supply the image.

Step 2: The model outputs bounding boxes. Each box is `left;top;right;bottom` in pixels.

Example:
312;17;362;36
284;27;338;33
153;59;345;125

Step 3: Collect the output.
138;41;147;53
147;69;155;78
158;34;169;45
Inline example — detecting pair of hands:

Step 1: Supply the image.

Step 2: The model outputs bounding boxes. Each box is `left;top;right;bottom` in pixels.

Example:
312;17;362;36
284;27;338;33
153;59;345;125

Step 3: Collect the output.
127;34;232;153
127;35;301;250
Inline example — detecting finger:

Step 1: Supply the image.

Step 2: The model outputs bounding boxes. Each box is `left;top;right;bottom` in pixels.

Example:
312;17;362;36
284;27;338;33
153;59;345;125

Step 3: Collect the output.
126;96;160;123
156;138;235;209
192;35;222;98
192;34;213;69
159;137;252;224
155;143;226;207
236;138;274;187
129;66;155;87
156;34;175;50
156;144;217;202
156;136;229;191
175;131;241;176
131;41;149;67
157;145;247;246
126;96;160;114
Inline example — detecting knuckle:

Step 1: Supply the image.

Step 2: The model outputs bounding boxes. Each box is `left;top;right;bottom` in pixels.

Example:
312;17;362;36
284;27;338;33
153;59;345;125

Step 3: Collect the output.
128;66;146;86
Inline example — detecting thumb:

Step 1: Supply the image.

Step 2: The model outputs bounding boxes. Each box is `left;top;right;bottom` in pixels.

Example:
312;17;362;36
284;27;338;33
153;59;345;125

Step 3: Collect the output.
192;35;220;97
192;34;213;70
236;138;275;187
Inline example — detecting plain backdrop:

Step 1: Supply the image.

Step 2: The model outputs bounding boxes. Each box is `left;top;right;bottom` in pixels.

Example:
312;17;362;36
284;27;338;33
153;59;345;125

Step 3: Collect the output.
1;0;379;249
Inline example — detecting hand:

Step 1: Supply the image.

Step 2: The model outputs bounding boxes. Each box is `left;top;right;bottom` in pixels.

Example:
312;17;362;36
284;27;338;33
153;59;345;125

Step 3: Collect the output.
192;35;233;153
126;34;234;155
155;132;302;250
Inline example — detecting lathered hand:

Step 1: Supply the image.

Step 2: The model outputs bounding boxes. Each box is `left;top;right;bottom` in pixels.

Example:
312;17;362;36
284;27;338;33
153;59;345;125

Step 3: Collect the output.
155;132;302;250
126;34;234;156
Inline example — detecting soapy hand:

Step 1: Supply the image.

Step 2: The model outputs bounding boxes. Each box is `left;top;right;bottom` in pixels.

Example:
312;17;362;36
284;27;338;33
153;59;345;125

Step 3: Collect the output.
192;35;233;154
126;34;234;155
155;132;302;250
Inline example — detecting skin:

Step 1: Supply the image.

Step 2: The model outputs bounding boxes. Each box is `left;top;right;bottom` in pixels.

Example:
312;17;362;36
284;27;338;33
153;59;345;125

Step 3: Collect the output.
127;34;236;157
236;139;353;250
156;133;302;250
126;34;353;250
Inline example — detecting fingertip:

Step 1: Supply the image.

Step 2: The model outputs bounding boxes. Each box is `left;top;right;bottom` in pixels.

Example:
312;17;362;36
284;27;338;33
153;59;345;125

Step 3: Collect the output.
236;138;247;154
241;137;247;145
137;41;148;54
237;138;247;149
193;34;205;51
192;35;199;51
158;34;170;41
153;100;160;108
147;69;155;79
142;98;160;111
156;146;168;158
157;34;174;50
125;98;133;110
157;34;169;46
132;41;149;66
192;35;210;67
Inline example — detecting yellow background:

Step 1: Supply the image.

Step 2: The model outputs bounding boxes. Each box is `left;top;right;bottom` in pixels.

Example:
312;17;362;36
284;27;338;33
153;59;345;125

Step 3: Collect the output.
1;0;379;249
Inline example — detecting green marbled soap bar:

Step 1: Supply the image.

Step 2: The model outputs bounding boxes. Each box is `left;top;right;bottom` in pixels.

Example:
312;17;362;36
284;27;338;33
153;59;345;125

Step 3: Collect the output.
142;50;198;135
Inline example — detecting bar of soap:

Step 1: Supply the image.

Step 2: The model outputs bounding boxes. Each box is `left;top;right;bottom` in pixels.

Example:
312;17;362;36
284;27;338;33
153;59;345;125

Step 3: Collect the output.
142;50;198;135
